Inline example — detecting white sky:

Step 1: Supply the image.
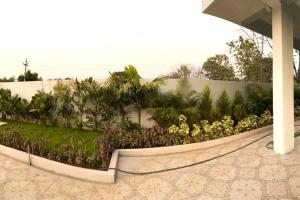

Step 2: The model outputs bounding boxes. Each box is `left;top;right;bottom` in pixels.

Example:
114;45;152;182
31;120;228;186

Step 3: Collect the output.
0;0;242;80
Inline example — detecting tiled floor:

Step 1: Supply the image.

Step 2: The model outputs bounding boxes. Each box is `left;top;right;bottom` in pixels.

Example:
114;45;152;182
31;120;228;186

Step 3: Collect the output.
1;126;300;199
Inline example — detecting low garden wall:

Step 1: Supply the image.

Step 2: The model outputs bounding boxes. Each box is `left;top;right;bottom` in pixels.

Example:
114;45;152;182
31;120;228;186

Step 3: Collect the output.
0;122;274;183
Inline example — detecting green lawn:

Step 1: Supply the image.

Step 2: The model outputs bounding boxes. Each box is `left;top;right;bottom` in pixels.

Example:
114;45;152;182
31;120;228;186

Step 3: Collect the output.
0;121;102;155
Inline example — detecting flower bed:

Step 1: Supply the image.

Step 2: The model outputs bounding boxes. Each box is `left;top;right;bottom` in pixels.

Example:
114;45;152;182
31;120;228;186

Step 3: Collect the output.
0;111;273;170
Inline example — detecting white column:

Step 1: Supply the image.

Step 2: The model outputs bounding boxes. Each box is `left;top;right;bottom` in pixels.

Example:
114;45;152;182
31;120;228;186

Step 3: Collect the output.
272;2;294;154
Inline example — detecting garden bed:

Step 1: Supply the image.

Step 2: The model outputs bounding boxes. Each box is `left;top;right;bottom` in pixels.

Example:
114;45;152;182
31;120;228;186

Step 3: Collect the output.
0;120;274;183
0;121;103;169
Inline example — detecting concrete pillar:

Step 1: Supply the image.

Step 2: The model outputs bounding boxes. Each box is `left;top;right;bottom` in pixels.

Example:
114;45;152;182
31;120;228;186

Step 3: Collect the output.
272;3;294;154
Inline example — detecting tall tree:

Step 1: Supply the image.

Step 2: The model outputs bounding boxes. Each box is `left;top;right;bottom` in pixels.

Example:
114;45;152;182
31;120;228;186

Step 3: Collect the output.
71;79;88;129
56;84;74;128
202;54;236;80
169;65;192;79
30;90;53;124
227;36;272;82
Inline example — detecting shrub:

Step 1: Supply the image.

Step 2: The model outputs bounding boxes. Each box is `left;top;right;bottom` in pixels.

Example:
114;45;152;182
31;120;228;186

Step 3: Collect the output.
232;90;247;122
216;90;231;117
181;107;200;126
117;119;140;131
258;110;273;127
295;87;300;107
0;131;103;169
295;106;300;117
246;84;272;115
150;107;179;128
150;92;185;109
222;115;234;136
234;115;258;133
168;115;191;144
201;115;234;140
194;86;213;120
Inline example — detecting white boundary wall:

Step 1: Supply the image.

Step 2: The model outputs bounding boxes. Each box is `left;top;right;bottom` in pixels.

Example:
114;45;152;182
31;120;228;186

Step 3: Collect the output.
0;79;271;101
0;79;271;128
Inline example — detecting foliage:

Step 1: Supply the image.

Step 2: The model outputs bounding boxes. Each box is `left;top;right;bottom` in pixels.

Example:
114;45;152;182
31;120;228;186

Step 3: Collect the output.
232;90;247;122
201;116;234;140
228;36;272;82
168;65;192;79
258;110;273;126
202;54;236;80
150;92;185;109
168;115;191;144
181;107;200;126
0;76;15;82
0;121;103;169
108;65;166;127
56;84;75;128
0;89;12;120
71;79;89;129
192;86;213;121
18;70;42;81
216;91;231;117
234;115;258;133
295;106;300;117
295;87;300;107
246;84;272;115
150;107;179;128
30;90;53;124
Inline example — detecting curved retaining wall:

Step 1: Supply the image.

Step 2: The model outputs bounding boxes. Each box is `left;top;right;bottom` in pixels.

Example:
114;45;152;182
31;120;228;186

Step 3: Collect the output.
0;122;273;183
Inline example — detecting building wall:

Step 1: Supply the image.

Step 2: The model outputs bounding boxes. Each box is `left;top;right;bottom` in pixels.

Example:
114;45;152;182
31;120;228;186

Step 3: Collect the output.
0;79;271;128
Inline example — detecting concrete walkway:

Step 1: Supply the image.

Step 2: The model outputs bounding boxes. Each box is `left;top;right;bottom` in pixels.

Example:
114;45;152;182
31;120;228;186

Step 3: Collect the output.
1;126;300;199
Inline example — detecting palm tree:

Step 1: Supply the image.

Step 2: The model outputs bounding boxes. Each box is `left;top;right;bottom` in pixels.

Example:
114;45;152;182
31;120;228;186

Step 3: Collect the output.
31;90;53;124
84;77;118;131
8;95;21;120
118;65;166;126
72;79;88;129
56;85;75;128
19;98;30;122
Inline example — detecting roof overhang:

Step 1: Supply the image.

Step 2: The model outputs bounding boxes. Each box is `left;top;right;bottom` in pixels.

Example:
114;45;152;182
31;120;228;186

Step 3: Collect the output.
202;0;300;50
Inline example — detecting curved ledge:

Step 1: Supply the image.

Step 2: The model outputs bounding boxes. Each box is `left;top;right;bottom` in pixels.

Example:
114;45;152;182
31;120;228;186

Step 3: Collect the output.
117;124;273;157
0;122;273;183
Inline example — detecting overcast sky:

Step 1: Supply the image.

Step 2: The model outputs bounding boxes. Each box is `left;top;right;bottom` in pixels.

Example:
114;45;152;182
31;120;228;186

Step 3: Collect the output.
0;0;242;80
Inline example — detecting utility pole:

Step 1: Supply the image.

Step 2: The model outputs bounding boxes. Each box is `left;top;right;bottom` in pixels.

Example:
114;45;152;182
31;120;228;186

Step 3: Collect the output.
23;58;29;82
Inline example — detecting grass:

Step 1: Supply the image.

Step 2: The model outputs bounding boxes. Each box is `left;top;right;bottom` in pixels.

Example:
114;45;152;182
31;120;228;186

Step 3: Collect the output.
0;120;103;155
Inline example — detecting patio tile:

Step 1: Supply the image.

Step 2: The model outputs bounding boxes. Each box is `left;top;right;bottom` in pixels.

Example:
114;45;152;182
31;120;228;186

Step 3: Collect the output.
266;182;287;196
259;165;287;181
229;179;262;200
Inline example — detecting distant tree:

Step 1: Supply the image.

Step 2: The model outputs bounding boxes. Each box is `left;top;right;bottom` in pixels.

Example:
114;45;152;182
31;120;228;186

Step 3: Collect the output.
202;54;236;81
169;65;192;79
0;76;15;82
18;70;42;81
169;65;206;80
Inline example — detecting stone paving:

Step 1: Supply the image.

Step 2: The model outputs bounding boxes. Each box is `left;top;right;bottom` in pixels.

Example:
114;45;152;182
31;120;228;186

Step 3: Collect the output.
1;126;300;199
